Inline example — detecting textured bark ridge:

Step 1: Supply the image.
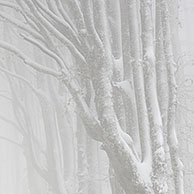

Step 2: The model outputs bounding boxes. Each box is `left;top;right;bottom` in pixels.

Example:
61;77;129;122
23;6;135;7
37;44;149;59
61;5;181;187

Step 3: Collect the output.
0;0;185;193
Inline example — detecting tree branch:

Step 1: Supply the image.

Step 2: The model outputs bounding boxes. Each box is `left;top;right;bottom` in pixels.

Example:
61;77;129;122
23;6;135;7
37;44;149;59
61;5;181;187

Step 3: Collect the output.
32;0;80;45
46;0;60;16
63;0;85;31
0;11;44;43
0;115;23;135
0;41;61;77
0;65;49;102
23;0;86;65
0;136;22;148
55;0;77;32
0;1;22;14
20;33;65;69
81;0;103;50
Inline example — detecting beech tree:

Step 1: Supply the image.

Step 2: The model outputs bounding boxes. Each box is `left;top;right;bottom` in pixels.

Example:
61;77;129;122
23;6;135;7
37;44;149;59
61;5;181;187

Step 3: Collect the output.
0;0;184;194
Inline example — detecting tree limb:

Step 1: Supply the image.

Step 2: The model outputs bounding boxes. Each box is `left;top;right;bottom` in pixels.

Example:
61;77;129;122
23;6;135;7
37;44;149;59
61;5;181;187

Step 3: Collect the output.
0;136;22;148
23;0;86;65
20;33;65;69
0;11;44;43
0;41;61;77
32;0;80;45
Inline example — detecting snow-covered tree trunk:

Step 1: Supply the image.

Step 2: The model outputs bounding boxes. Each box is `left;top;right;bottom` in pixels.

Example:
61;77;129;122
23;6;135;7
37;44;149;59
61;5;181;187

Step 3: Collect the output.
128;0;152;163
0;0;186;193
140;0;168;193
160;0;184;193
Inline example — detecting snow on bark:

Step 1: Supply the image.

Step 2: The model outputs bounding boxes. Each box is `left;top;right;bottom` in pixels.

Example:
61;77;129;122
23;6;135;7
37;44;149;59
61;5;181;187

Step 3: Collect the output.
0;0;186;193
128;0;152;162
140;0;168;193
160;0;184;193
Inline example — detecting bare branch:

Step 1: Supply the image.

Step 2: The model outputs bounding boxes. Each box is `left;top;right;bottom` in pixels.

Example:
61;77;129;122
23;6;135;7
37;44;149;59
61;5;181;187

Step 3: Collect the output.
0;11;44;43
0;65;49;101
81;0;103;50
3;73;29;135
55;0;77;32
46;0;60;16
0;1;22;13
0;41;61;77
0;93;12;101
23;0;86;65
15;0;45;33
16;0;59;53
63;0;85;31
25;137;49;180
0;136;22;148
32;0;80;44
0;0;37;33
20;33;65;69
0;115;23;134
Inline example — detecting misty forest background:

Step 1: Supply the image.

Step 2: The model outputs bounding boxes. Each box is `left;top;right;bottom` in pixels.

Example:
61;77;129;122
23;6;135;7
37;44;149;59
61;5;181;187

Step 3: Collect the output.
0;0;194;194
